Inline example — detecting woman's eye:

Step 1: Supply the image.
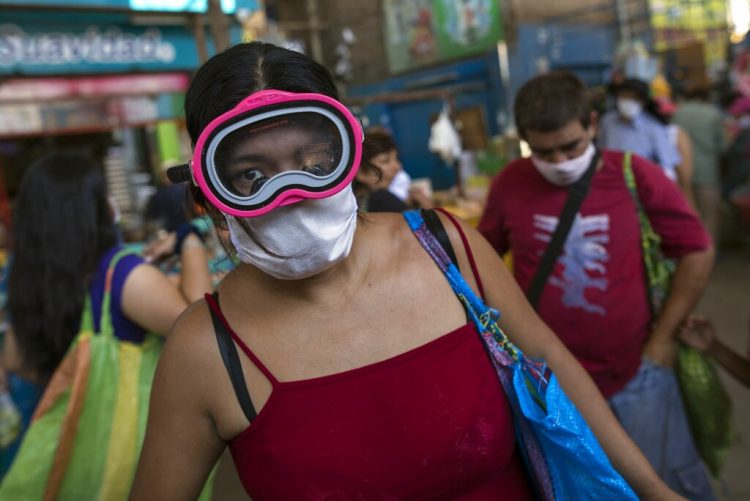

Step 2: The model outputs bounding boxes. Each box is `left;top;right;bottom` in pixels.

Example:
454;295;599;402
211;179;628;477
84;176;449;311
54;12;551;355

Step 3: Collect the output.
231;168;268;195
303;163;329;176
243;169;262;180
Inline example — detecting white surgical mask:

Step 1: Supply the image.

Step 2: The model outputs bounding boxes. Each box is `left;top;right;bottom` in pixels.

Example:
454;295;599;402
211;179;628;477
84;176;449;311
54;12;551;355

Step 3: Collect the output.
532;143;596;186
225;186;358;280
617;98;643;120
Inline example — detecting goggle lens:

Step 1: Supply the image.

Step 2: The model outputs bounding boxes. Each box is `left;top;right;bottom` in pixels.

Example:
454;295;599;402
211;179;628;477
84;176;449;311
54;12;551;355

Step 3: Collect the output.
210;111;344;198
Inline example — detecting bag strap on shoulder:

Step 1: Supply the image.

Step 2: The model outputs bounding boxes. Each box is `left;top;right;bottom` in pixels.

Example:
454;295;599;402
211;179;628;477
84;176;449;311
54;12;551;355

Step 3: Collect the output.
403;210;523;366
205;292;257;422
421;209;459;267
527;149;600;309
98;247;140;337
621;152;672;315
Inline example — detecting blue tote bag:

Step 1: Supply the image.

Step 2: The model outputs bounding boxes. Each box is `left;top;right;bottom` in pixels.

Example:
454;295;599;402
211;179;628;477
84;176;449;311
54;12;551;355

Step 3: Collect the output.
404;210;637;500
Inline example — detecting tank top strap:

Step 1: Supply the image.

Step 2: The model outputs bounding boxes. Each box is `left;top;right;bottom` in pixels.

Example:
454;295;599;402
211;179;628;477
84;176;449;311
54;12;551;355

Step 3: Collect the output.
205;292;279;393
435;208;486;299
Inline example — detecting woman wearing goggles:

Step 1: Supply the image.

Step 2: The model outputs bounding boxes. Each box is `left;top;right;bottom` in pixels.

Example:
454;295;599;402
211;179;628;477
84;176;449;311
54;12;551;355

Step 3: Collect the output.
132;43;678;500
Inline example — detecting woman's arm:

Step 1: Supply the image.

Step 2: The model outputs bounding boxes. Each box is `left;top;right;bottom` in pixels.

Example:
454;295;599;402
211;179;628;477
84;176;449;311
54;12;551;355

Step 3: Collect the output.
679;317;750;388
675;128;696;208
439;213;680;500
122;232;212;335
129;303;227;500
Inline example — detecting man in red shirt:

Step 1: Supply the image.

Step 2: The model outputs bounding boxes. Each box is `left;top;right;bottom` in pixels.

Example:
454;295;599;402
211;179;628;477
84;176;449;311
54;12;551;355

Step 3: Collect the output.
478;72;715;499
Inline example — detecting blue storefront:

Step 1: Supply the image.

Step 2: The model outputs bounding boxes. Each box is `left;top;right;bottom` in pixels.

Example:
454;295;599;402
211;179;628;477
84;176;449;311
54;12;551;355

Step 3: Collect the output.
347;21;616;190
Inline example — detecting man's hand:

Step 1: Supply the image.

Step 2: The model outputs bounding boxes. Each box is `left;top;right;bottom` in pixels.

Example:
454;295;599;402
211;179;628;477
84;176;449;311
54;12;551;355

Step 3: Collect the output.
643;334;678;367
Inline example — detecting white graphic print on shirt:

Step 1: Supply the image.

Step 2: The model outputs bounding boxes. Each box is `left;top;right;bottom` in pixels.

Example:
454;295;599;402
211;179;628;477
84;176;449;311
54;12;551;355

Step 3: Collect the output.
533;213;610;315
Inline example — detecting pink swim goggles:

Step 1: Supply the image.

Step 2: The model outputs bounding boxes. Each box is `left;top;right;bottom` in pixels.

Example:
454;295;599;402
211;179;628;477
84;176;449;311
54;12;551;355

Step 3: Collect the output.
168;90;363;218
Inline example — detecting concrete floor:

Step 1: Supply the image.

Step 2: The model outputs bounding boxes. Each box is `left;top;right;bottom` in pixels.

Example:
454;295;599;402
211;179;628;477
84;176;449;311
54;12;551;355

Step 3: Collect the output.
210;249;750;501
698;250;750;501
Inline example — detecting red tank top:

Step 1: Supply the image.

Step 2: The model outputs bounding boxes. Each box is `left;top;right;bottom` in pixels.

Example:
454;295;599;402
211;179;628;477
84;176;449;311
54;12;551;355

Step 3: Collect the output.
206;211;533;499
206;306;533;500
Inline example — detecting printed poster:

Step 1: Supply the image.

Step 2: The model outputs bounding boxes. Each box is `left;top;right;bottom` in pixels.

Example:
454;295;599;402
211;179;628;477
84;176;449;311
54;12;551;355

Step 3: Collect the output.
383;0;502;74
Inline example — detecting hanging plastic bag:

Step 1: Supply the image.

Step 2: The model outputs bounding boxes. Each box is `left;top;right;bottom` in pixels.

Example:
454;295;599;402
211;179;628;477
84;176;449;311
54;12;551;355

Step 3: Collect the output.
428;105;462;164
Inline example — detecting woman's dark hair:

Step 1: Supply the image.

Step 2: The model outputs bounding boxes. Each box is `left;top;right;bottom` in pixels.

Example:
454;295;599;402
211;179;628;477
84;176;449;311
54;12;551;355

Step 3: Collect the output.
362;127;397;162
184;42;345;250
352;127;393;196
9;151;116;381
514;71;592;138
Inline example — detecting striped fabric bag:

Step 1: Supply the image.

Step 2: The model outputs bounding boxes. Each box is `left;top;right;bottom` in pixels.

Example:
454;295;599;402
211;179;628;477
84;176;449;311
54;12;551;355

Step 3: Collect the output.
623;152;732;476
0;250;212;500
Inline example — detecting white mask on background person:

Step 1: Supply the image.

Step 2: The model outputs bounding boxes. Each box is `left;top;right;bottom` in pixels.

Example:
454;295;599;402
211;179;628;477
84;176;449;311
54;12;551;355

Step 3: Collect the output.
225;186;358;280
617;98;643;120
532;143;597;187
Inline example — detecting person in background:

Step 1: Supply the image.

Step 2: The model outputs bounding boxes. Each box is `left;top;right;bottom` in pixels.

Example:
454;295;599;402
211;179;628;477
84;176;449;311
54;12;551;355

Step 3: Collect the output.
599;78;681;181
354;128;409;212
478;71;715;499
679;315;750;388
354;127;433;212
144;161;192;233
673;87;726;244
130;42;679;500
723;96;750;202
0;152;211;476
656;96;696;207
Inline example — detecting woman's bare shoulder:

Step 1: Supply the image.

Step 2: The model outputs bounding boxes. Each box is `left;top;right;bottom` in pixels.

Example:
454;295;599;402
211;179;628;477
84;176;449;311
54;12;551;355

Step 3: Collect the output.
160;298;222;377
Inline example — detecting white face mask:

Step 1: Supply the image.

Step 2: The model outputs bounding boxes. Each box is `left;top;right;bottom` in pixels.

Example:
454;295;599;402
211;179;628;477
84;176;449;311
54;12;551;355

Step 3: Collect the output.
617;98;643;120
225;186;358;280
532;143;596;187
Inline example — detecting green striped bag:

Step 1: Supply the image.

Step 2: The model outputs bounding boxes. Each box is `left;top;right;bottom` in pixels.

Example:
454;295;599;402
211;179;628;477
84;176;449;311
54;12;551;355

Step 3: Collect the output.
0;250;213;500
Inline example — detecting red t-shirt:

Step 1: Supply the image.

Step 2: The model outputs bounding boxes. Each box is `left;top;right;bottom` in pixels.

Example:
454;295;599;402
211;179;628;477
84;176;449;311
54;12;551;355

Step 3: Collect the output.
478;151;710;397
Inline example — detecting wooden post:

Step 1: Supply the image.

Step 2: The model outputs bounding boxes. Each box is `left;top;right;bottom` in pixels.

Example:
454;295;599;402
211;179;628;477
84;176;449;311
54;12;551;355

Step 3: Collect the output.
305;0;323;62
190;14;208;64
207;0;231;53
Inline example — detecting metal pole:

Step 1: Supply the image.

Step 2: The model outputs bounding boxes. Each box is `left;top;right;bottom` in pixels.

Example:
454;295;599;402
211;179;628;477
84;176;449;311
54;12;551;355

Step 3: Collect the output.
615;0;631;44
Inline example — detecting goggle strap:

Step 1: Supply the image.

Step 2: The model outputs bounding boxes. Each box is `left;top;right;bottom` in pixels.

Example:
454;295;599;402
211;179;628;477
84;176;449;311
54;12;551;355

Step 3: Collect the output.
166;163;193;184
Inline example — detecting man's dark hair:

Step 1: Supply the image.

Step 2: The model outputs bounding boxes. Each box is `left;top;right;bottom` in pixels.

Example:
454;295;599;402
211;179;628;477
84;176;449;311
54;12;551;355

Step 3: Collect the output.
514;71;592;138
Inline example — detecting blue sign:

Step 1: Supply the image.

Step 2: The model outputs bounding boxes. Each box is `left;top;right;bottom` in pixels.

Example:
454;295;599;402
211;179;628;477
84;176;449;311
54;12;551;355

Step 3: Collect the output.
0;16;242;74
